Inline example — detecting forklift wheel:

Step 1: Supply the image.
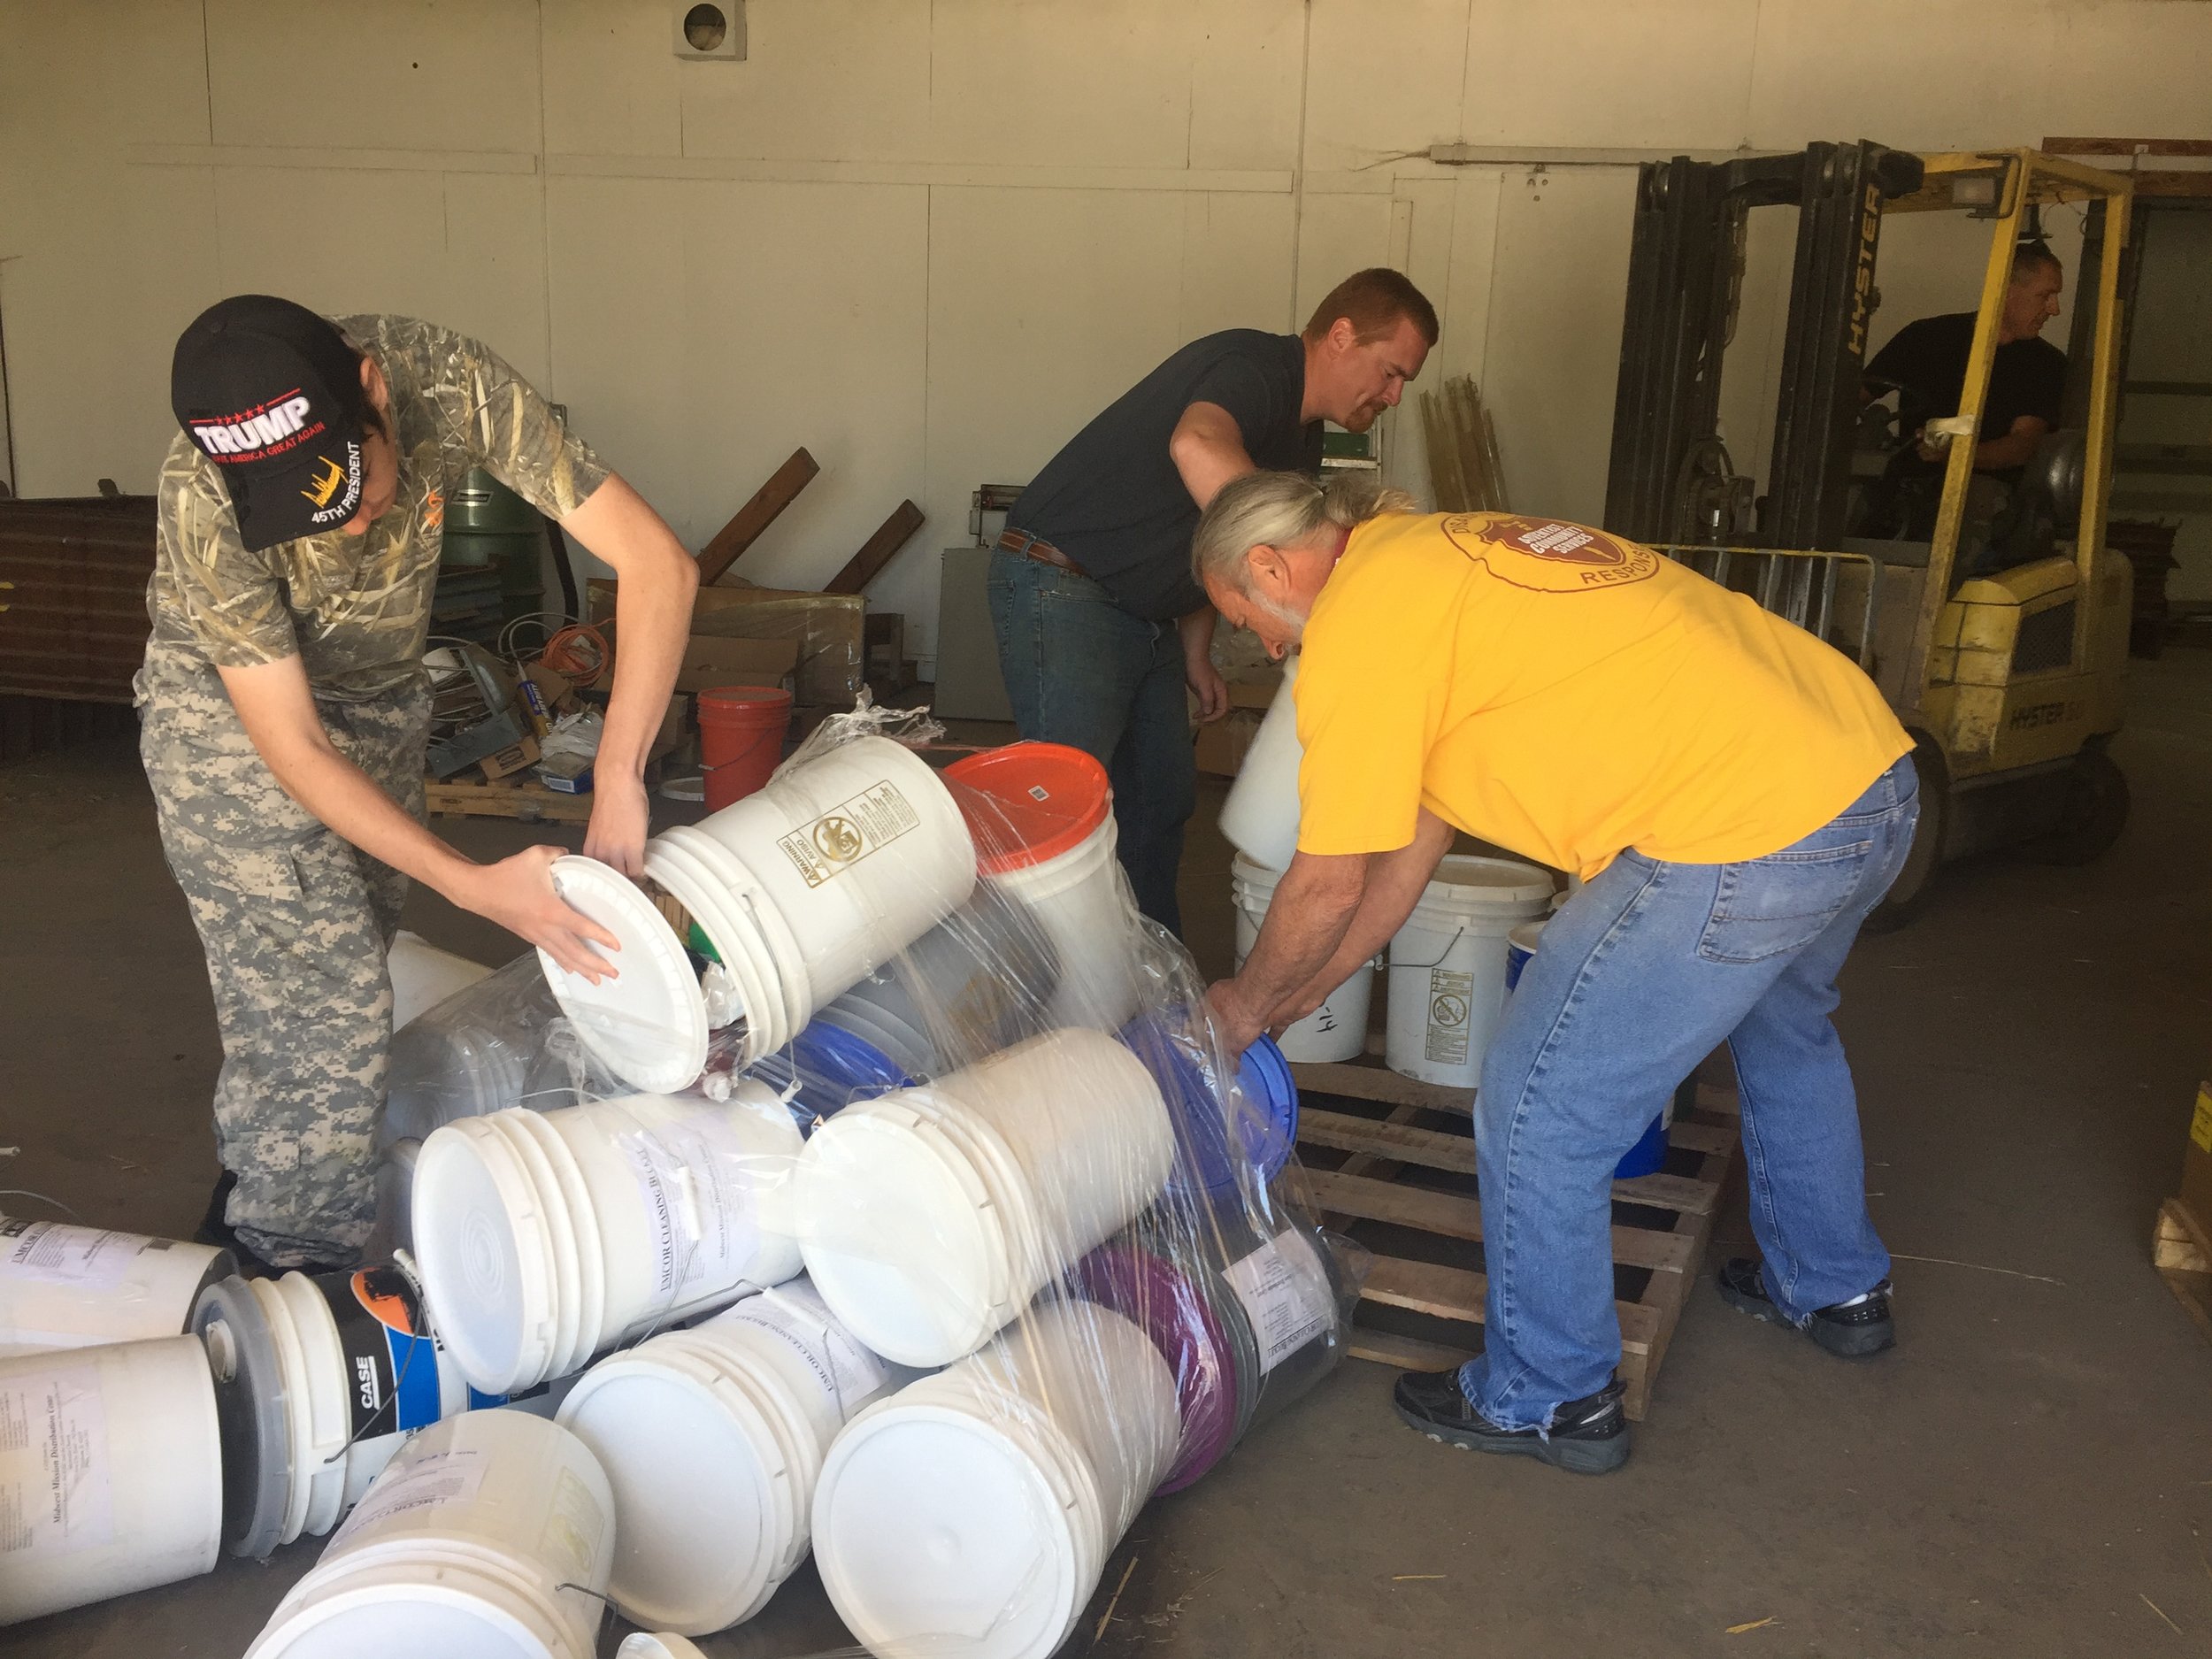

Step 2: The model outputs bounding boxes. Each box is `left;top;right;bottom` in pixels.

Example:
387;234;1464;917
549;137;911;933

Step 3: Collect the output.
2028;744;2130;867
1863;735;1947;933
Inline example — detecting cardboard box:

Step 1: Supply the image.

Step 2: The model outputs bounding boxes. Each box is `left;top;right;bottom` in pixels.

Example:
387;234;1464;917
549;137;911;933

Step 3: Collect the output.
479;733;541;781
1225;672;1284;712
1194;710;1263;778
590;578;864;707
675;634;799;695
2180;1080;2212;1232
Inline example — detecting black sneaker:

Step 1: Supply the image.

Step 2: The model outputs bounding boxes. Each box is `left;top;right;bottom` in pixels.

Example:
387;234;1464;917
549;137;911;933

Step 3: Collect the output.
1717;1256;1894;1357
1392;1367;1631;1475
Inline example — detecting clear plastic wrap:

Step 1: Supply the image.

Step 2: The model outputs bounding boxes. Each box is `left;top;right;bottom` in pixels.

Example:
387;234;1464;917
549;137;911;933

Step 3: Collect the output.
377;704;1363;1657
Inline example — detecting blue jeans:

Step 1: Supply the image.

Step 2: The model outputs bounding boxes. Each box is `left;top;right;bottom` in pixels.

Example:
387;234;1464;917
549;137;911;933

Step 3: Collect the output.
987;549;1194;933
1461;757;1920;1429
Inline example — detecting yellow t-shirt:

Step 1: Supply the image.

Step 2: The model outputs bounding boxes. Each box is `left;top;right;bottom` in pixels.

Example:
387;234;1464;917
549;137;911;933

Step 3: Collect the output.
1294;511;1911;879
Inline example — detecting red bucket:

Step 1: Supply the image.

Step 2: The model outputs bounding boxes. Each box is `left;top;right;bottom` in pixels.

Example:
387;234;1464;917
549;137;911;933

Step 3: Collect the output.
697;685;793;811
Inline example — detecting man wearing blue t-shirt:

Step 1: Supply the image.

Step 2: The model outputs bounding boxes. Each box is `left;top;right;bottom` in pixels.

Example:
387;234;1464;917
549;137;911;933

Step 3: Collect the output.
992;269;1437;933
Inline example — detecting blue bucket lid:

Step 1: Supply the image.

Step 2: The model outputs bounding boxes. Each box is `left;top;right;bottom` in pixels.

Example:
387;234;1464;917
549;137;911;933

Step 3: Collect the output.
748;1018;912;1131
1119;1012;1300;1201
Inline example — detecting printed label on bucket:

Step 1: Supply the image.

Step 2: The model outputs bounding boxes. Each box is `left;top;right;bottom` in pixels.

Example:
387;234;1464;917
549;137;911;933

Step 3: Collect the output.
725;1282;888;1417
328;1447;487;1552
0;1363;114;1558
0;1219;140;1291
620;1111;766;1301
318;1265;447;1440
1222;1233;1334;1373
1424;968;1473;1066
775;782;919;889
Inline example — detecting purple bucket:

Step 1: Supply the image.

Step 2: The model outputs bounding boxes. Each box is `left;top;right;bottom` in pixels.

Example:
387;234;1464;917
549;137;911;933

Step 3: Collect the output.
1071;1241;1240;1494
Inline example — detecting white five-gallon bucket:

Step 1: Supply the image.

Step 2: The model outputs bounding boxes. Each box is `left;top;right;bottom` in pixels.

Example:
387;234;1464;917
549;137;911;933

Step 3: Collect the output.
1227;854;1376;1064
388;931;495;1033
382;955;561;1149
0;1334;225;1624
546;736;978;1091
411;1087;806;1396
0;1216;234;1356
557;1277;897;1635
243;1409;614;1659
812;1298;1178;1659
795;1028;1173;1368
1217;654;1302;873
193;1261;478;1558
944;742;1141;1033
1385;856;1554;1087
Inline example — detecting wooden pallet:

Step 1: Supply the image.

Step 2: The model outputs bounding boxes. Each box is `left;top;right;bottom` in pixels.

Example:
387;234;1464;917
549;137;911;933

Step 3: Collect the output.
424;772;594;825
2152;1195;2212;1344
1288;1054;1742;1422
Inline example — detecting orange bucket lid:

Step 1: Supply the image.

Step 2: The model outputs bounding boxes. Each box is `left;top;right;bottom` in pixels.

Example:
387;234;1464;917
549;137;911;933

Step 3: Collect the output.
944;741;1110;872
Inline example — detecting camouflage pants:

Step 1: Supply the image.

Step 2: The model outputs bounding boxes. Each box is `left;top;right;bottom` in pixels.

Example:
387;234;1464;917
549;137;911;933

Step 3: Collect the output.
135;646;429;1266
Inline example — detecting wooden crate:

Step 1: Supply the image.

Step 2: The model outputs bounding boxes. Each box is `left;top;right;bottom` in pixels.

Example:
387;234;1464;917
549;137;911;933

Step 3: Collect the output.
2152;1195;2212;1344
1288;1054;1741;1422
424;772;594;825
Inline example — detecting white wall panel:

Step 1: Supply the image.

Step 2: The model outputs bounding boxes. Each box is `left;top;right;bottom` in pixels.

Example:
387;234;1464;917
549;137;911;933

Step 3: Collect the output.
1177;193;1299;340
922;186;1190;647
1745;2;2059;152
1479;168;1636;523
544;179;692;538
675;181;929;595
1302;0;1471;174
541;0;682;157
930;1;1200;172
1459;0;1759;150
204;0;543;154
680;0;929;163
1292;193;1393;327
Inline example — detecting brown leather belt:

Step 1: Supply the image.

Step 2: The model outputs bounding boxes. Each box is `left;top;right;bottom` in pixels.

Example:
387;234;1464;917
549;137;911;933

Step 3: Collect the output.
996;528;1088;578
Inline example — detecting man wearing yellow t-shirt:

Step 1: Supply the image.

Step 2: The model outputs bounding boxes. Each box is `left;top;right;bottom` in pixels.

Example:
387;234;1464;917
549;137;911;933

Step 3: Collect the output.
1194;472;1917;1476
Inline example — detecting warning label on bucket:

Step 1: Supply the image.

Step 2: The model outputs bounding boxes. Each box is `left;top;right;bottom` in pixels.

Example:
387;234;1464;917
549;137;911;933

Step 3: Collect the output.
620;1111;764;1301
0;1219;138;1291
775;782;919;888
0;1363;114;1559
1425;968;1473;1065
1223;1232;1335;1373
726;1281;888;1414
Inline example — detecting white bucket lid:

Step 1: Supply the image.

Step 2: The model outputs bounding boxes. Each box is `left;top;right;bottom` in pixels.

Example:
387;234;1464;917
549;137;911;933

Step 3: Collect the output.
813;1394;1092;1659
539;856;708;1094
1414;854;1554;914
411;1118;565;1396
557;1346;790;1633
796;1104;1014;1368
1508;918;1548;952
618;1638;710;1659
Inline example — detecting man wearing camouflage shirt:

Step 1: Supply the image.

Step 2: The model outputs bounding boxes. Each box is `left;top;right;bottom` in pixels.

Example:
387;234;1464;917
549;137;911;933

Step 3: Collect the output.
141;295;697;1271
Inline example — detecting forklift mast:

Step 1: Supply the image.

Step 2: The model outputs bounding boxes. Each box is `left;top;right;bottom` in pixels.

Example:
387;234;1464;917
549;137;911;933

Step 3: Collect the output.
1603;142;1924;550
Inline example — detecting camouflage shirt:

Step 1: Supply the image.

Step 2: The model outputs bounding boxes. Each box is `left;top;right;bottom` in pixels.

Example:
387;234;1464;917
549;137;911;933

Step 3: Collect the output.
146;314;610;700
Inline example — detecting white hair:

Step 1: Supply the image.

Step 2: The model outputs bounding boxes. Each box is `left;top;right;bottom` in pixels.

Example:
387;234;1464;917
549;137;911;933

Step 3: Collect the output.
1191;470;1416;594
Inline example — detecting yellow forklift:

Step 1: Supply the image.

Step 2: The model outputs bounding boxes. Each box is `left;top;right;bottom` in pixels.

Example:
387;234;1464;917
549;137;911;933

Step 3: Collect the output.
1604;143;2134;924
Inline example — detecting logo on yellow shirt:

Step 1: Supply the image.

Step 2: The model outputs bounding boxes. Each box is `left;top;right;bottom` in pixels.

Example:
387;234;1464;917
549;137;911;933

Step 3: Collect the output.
1442;514;1659;593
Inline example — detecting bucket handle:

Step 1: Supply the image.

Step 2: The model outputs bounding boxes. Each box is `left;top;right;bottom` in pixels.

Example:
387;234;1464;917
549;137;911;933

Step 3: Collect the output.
1386;923;1468;974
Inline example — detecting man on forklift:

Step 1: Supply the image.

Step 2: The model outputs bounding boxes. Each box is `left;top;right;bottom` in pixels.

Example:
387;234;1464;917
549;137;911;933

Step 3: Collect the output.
1860;240;2068;548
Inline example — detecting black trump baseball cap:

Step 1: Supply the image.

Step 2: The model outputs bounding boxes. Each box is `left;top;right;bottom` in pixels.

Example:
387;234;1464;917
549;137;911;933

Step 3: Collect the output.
171;296;372;550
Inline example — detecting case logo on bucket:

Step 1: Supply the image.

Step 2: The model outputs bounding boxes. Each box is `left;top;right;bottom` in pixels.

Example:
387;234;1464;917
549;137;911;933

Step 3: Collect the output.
1425;968;1473;1065
777;782;919;888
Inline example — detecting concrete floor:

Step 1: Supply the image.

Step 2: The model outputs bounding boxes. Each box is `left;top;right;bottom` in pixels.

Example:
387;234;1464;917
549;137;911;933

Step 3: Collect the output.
5;653;2212;1659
